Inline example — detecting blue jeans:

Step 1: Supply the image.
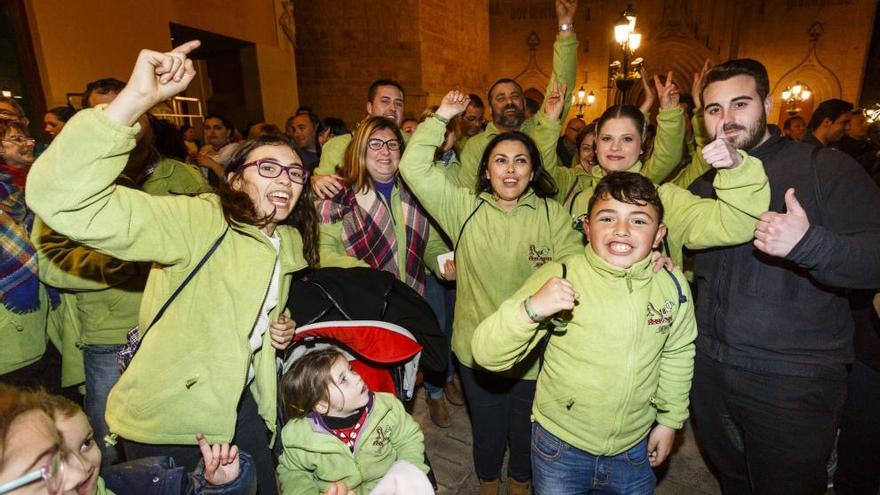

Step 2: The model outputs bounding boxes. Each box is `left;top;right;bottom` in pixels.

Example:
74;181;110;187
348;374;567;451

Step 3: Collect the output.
423;275;456;399
531;422;656;495
83;344;123;468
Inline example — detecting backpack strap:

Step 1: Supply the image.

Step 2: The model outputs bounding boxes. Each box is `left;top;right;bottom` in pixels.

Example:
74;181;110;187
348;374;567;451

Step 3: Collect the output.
453;199;486;255
663;267;688;304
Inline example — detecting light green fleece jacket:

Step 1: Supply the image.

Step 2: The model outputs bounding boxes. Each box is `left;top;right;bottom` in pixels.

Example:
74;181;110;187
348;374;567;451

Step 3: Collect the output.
399;116;582;378
457;32;578;189
473;248;697;456
26;108;307;445
531;109;771;267
34;158;210;346
317;181;449;281
277;392;427;495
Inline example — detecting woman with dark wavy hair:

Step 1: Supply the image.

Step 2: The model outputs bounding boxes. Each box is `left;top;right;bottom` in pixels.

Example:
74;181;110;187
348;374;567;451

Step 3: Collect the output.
26;41;317;495
399;91;581;495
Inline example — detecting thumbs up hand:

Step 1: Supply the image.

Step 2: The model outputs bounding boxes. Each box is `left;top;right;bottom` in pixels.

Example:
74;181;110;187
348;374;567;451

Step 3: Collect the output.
753;188;810;257
701;119;743;169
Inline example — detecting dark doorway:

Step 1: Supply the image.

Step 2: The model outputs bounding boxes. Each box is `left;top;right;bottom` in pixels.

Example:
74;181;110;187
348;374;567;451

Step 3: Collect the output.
859;9;880;108
0;0;47;139
169;23;264;136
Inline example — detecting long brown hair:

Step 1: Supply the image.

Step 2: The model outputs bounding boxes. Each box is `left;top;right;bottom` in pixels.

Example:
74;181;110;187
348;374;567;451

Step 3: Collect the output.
341;116;404;193
280;349;345;420
217;134;319;267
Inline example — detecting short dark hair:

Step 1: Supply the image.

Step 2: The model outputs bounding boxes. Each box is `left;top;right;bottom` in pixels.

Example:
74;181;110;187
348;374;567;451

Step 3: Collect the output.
476;131;557;198
204;113;234;131
700;59;770;104
596;105;648;143
679;94;695;115
367;79;405;102
295;105;313;115
487;78;523;105
783;115;805;131
588;171;664;221
81;78;125;108
322;117;349;137
468;94;485;109
809;99;854;130
524;97;540;115
46;106;76;123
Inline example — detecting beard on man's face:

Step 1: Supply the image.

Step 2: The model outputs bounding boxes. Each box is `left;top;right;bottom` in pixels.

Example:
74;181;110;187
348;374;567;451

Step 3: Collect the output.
722;110;767;151
494;103;525;129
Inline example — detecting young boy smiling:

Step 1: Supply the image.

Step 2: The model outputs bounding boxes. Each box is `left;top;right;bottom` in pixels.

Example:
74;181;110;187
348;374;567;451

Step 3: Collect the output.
472;172;697;495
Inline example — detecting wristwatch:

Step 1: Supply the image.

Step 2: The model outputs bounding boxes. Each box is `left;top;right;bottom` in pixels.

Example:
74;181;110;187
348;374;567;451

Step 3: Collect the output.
559;23;574;33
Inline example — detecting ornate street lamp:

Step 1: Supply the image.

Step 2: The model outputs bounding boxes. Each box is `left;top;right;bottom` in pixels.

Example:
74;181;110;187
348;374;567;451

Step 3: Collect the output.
572;85;595;118
608;4;643;104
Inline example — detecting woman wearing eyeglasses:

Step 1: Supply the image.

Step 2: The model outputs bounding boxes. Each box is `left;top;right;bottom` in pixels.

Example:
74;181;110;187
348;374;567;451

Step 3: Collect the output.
316;116;449;296
0;120;36;191
25;41;318;495
0;384;89;495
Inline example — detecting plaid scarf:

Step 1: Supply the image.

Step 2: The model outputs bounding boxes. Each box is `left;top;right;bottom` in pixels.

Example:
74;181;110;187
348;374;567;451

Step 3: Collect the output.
318;180;429;295
0;172;59;313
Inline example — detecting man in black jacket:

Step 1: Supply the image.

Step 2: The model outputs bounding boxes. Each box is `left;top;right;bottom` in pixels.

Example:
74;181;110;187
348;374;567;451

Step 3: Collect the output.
688;59;880;495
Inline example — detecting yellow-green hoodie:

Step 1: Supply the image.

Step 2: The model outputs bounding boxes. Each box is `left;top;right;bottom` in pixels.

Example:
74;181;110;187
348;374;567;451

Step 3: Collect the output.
473;248;697;456
26;109;307;445
399;116;582;379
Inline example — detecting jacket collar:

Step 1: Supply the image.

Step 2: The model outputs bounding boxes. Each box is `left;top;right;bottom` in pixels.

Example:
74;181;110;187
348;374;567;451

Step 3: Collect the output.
588;160;644;179
477;188;540;212
583;245;654;289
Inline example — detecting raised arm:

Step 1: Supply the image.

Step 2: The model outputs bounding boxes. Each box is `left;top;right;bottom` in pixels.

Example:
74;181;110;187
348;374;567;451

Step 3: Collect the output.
535;81;579;201
641;72;684;184
660;124;770;252
26;41;225;267
399;91;478;244
545;0;579;119
472;261;569;371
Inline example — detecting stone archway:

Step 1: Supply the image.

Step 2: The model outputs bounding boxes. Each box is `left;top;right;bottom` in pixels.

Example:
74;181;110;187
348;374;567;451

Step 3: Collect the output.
620;38;718;109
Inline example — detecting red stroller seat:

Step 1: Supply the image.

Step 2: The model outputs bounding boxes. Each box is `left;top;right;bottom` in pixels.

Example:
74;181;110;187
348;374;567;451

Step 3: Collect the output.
282;320;423;400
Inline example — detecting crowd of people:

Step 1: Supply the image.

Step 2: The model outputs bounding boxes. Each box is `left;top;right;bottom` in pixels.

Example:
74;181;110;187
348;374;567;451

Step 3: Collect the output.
2;1;880;494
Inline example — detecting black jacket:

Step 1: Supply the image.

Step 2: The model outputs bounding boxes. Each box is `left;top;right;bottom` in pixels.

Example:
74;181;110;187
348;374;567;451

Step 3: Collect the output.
689;127;880;378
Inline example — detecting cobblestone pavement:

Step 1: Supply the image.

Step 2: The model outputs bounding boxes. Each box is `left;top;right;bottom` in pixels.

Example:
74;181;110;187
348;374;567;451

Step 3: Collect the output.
409;390;723;495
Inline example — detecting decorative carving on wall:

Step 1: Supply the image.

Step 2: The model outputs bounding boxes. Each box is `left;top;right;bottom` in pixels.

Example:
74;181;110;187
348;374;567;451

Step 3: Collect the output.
279;0;296;47
513;31;550;101
770;22;843;106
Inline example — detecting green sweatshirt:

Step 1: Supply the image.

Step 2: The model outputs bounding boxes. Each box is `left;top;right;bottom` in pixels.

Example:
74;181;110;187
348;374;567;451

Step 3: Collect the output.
399;116;582;378
33;158;210;346
457;33;578;189
473;248;697;456
317;182;448;279
26;108;307;445
531;109;770;267
0;285;51;375
277;392;427;495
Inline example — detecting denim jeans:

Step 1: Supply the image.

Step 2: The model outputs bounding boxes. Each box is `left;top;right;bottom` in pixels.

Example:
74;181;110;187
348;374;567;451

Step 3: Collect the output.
83;343;124;468
531;422;655;495
423;275;456;399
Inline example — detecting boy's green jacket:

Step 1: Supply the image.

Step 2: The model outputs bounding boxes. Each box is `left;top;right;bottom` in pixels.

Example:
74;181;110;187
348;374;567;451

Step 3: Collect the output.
532;110;771;267
399;116;583;378
26;108;307;445
277;392;427;495
473;248;697;456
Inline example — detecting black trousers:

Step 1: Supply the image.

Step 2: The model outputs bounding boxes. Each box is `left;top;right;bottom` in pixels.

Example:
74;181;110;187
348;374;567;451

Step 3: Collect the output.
833;359;880;495
690;352;846;495
124;388;277;495
458;364;535;482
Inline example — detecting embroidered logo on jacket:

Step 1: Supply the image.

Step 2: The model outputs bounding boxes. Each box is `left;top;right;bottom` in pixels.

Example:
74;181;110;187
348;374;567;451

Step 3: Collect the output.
372;425;393;448
646;300;675;333
528;245;552;268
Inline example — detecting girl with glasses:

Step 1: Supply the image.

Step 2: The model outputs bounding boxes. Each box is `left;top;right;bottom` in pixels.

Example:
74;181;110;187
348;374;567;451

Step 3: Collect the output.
25;41;318;495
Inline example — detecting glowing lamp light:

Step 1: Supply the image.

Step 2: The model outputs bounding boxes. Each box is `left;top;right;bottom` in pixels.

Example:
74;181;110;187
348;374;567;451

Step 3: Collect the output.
628;33;642;51
782;89;792;101
614;22;631;44
800;89;811;100
577;86;586;101
587;91;596;106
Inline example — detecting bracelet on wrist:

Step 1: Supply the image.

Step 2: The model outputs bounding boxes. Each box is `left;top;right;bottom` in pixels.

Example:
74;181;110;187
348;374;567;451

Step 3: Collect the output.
430;112;450;125
523;297;544;323
559;23;574;33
